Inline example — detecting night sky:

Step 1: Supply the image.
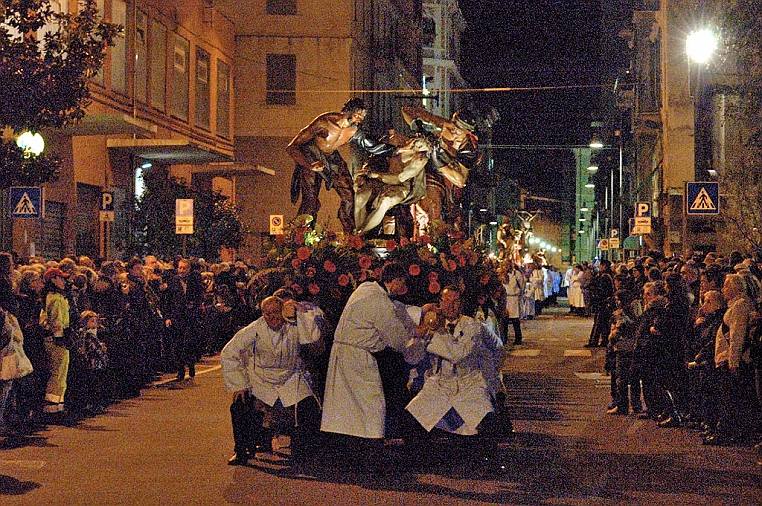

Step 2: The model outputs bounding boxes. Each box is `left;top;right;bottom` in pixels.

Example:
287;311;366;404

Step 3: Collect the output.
457;0;605;201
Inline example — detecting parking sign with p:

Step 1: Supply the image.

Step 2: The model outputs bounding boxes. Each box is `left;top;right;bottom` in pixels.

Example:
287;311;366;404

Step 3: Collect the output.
635;202;651;218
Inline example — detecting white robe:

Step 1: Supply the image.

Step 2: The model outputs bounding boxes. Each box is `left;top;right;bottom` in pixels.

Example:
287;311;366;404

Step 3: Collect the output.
406;316;495;436
320;281;417;439
220;302;322;407
569;270;586;308
502;269;524;319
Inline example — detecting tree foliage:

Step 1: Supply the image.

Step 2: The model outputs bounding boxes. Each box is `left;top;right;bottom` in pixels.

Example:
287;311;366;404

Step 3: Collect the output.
0;0;121;186
129;168;246;261
709;1;762;253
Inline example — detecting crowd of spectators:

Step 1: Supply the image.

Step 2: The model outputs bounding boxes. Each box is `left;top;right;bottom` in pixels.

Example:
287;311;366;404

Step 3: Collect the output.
0;252;255;434
588;249;762;457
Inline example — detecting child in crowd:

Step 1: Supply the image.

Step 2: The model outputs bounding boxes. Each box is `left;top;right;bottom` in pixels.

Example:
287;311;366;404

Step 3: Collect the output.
606;289;641;415
70;310;109;415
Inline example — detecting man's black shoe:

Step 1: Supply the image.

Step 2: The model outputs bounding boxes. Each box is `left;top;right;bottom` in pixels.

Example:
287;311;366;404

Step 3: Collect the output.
228;452;251;465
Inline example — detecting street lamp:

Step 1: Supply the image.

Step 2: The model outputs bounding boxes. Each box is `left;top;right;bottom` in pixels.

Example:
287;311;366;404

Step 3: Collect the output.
16;131;45;157
686;29;718;64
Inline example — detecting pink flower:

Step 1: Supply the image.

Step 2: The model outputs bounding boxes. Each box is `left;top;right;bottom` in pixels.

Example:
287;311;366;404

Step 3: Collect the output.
305;266;316;278
359;255;372;269
308;283;320;295
323;260;336;273
408;264;421;276
428;280;441;294
297;247;311;260
338;274;350;286
385;239;397;252
291;258;301;269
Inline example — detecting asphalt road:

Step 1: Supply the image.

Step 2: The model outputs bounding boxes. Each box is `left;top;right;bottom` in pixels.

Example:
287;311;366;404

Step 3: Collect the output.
2;301;761;505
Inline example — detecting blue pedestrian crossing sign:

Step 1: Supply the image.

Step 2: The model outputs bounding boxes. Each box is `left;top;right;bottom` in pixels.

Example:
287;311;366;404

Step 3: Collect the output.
685;182;719;215
9;187;43;219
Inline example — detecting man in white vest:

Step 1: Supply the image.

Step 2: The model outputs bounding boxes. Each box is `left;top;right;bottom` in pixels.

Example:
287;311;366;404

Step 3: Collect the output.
221;295;324;466
406;285;498;437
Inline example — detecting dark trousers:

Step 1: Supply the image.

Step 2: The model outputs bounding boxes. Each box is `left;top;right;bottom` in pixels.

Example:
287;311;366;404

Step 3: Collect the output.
230;392;268;454
503;317;522;344
615;351;642;412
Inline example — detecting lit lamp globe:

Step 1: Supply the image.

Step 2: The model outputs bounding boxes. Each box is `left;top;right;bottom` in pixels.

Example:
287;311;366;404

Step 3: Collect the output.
16;131;45;157
686;29;717;64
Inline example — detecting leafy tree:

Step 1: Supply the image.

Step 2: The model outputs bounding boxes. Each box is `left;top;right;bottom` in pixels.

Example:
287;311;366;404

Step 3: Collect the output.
708;1;762;252
0;0;120;186
128;168;246;260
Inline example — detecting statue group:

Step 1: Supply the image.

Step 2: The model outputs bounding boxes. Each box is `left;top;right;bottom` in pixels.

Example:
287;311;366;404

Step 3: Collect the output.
287;99;488;239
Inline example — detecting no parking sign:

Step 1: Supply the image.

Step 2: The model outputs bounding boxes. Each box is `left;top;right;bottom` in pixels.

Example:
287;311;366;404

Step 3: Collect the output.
270;215;284;235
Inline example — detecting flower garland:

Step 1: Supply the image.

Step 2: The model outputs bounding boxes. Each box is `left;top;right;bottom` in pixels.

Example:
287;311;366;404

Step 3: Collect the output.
257;215;499;322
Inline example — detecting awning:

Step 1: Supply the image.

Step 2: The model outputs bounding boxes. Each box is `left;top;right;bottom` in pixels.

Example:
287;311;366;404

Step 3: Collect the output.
193;163;276;176
107;138;234;165
622;235;641;250
62;113;158;136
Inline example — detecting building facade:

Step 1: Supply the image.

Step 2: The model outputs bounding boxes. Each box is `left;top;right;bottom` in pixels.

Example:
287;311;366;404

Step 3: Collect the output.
3;0;236;261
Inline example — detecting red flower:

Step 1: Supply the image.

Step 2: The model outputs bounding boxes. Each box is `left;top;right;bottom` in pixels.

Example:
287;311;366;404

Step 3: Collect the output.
308;283;320;295
450;243;462;256
274;234;285;246
373;267;382;279
349;235;364;250
294;230;306;245
399;236;409;247
359;255;372;269
418;235;431;245
306;266;316;278
338;274;350;286
291;283;303;295
480;273;491;285
297;247;311;260
359;270;367;282
323;260;337;273
428;280;441;294
291;258;301;269
428;271;439;282
445;259;457;272
458;254;466;267
385;239;397;252
408;264;421;276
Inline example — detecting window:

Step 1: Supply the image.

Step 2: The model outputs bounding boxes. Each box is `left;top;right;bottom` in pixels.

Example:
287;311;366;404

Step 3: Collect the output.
110;0;127;94
266;0;296;15
195;48;211;129
422;17;436;47
216;60;231;138
266;54;296;106
134;10;148;104
171;35;190;120
150;20;167;111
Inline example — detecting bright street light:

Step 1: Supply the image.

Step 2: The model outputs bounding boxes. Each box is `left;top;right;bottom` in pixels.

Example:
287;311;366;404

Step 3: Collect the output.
16;131;45;157
686;29;717;64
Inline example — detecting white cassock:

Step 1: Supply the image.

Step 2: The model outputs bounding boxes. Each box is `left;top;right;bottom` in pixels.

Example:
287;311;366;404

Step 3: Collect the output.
502;269;524;319
320;281;418;439
405;315;495;436
220;302;323;407
569;270;586;308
